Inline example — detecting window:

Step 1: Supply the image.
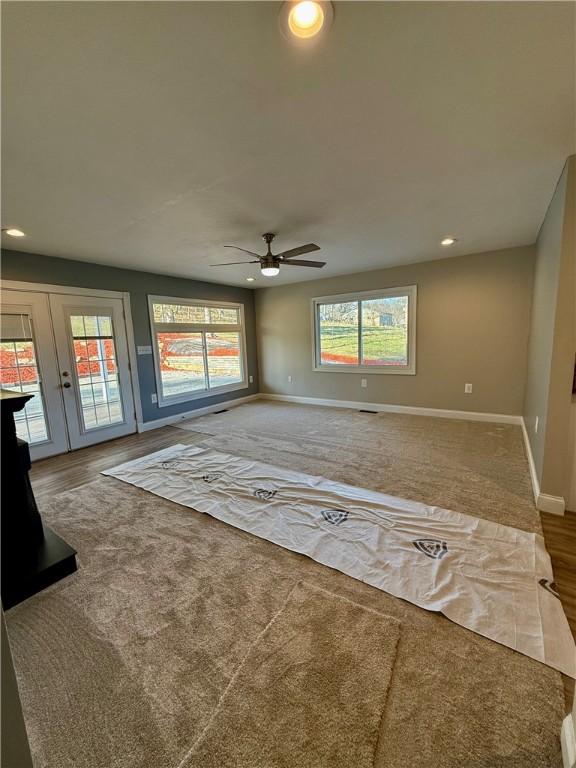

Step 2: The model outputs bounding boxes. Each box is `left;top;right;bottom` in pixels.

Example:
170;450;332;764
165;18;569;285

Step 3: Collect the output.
0;313;50;443
69;313;124;429
149;296;247;406
312;286;417;374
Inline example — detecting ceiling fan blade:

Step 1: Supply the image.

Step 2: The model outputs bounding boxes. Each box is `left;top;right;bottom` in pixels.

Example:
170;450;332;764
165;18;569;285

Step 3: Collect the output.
210;261;260;266
280;259;326;268
276;243;321;259
224;245;263;259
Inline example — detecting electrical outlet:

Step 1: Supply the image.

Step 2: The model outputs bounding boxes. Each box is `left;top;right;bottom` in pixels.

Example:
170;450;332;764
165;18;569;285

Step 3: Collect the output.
288;375;292;383
249;375;254;384
464;383;473;394
151;393;158;404
534;416;539;434
361;378;367;388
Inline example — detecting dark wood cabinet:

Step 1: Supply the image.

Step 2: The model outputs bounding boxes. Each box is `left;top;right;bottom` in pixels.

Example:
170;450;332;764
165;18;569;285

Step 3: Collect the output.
1;389;77;610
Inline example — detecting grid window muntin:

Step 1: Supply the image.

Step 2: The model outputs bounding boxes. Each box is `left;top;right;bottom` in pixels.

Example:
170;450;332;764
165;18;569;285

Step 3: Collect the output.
0;313;50;444
69;313;125;432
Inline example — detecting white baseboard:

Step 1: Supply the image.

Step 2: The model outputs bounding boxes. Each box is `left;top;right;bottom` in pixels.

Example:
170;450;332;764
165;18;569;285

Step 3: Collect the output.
536;492;566;515
562;712;576;768
137;394;259;433
260;393;522;425
138;393;567;516
520;418;542;506
520;418;565;515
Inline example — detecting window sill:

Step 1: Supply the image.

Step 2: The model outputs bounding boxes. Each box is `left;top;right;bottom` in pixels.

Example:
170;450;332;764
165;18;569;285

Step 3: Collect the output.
313;366;416;375
156;380;249;408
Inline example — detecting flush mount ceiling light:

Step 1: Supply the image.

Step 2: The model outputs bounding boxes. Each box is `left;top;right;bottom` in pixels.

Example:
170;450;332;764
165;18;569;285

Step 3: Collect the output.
246;277;255;282
280;1;334;43
2;227;26;237
441;236;458;246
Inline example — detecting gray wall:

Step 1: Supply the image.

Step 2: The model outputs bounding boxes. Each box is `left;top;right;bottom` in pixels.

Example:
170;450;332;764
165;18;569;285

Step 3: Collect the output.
256;246;535;415
1;250;259;422
523;163;567;482
523;155;575;500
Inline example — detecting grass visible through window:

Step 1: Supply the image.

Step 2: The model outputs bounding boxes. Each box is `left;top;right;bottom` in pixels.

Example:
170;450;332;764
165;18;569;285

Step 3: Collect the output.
317;293;411;368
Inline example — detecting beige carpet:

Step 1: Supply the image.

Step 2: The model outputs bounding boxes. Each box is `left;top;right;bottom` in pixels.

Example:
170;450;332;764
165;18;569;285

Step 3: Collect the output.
6;482;564;766
102;440;576;677
176;400;541;533
181;582;400;768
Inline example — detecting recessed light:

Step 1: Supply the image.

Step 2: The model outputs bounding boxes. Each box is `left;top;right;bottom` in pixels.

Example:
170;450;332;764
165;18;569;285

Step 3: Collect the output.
280;1;333;42
246;277;255;282
289;1;324;38
261;266;280;277
441;237;457;246
3;228;26;237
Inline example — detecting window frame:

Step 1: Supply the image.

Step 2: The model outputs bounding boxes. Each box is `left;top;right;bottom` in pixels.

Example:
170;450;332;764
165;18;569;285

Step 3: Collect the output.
148;295;248;407
311;285;417;375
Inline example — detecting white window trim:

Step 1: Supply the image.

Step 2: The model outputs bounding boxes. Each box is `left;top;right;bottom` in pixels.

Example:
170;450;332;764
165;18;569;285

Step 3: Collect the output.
311;285;417;375
148;295;249;407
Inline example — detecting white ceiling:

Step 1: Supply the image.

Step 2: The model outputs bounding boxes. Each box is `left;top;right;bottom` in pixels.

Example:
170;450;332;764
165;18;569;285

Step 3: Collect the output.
1;1;574;287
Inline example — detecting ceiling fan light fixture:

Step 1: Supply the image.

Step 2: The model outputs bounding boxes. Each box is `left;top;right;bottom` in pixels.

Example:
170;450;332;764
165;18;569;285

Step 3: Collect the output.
212;233;324;272
261;265;280;277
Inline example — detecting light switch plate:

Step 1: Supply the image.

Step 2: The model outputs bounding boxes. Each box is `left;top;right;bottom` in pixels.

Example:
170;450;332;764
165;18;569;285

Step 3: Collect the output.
464;383;473;394
361;378;367;388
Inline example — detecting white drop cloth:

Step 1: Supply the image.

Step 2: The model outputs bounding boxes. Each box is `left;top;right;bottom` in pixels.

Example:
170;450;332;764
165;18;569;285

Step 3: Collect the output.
103;444;576;677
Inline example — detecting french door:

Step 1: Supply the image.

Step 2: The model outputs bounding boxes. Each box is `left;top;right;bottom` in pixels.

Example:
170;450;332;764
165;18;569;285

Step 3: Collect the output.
0;291;69;459
49;294;136;450
0;288;136;460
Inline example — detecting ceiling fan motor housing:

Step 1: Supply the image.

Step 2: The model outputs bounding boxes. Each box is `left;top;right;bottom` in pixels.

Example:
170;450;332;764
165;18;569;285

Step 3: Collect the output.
262;232;276;258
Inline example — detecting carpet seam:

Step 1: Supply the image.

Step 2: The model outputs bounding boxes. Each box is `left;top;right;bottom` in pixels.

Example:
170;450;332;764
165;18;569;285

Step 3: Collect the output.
175;580;401;768
174;580;301;768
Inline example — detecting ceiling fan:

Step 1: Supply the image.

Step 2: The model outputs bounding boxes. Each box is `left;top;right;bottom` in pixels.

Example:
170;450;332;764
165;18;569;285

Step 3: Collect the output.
211;233;325;277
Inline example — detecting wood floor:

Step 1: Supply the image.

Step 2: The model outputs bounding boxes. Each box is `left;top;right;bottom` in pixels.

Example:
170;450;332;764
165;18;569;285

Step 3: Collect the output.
541;507;576;709
30;426;204;503
30;425;576;710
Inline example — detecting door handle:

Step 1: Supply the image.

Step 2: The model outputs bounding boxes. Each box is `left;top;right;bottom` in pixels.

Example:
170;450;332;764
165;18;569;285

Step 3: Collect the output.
62;382;72;389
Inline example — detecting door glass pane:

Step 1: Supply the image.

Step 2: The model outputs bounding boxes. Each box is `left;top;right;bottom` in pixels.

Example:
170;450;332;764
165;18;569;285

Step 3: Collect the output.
70;314;124;431
361;296;408;366
0;313;49;444
156;332;207;399
206;332;242;388
318;301;359;365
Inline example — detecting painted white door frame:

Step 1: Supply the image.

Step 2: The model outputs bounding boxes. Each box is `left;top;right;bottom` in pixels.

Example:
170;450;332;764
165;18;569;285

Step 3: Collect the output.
0;289;69;460
48;293;137;449
2;281;143;452
2;281;142;424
